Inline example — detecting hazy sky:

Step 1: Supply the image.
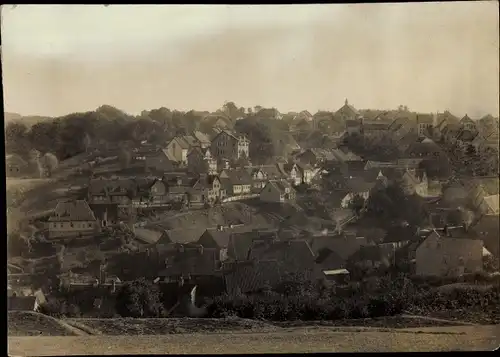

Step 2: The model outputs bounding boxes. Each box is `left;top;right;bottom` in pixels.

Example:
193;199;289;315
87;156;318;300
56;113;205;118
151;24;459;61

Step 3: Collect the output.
1;3;499;118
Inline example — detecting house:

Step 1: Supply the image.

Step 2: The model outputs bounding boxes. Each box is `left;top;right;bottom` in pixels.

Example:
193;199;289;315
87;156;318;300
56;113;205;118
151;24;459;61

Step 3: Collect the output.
281;162;302;186
246;164;287;191
460;114;477;133
295;148;339;167
346;119;362;135
225;229;279;261
292;110;313;122
197;225;258;262
187;147;217;175
6;154;31;178
435;111;460;135
7;295;40;312
260;180;296;203
211;130;250;161
289;117;313;132
416;114;434;137
164;136;196;165
330;147;363;163
415;227;484;277
309;232;368;264
145;149;176;173
361;120;393;137
247;239;324;281
192;131;212;148
47;200;99;239
470;215;500;258
155;228;207;245
334;99;361;121
157;244;220;283
295;162;316;184
188;174;223;206
400;169;428;197
338;177;376;208
87;178;136;206
441;123;462;145
466;177;500;215
219;169;252;196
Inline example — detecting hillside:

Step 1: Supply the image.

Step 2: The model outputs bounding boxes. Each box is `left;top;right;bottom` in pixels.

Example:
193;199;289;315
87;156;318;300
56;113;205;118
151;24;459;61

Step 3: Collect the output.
4;112;53;127
8;311;79;336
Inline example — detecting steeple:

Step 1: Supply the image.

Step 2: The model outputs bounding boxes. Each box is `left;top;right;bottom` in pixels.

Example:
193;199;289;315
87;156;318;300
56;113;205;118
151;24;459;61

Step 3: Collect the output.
345;98;348;106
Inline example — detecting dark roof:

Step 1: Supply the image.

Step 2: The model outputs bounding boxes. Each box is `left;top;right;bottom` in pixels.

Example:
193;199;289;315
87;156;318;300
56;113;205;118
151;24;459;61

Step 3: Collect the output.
88;178;136;196
227;230;278;261
309;234;368;260
8;296;37;311
266;180;295;195
200;225;255;248
470;215;500;256
49;200;97;222
248;240;319;275
223;260;283;295
315;248;345;270
159;246;218;277
223;169;253;185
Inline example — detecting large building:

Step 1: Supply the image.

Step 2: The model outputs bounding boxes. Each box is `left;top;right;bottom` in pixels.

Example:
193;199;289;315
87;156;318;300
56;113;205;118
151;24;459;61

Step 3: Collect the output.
210;130;250;161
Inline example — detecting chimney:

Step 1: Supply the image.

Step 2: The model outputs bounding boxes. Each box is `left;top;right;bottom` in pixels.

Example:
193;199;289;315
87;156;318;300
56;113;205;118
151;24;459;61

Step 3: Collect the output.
111;279;116;293
443;224;450;237
463;221;469;232
198;245;204;255
217;225;224;231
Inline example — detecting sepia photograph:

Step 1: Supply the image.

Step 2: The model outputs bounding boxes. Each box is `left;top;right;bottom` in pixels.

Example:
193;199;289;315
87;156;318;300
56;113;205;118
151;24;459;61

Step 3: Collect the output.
3;3;500;355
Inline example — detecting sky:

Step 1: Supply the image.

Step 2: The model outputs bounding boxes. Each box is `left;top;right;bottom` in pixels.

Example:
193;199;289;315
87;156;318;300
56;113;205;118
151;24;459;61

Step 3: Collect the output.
1;3;499;118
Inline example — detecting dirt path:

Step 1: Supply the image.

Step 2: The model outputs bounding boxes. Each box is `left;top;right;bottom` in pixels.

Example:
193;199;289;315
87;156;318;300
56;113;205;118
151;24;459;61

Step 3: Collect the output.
401;314;479;326
8;325;500;355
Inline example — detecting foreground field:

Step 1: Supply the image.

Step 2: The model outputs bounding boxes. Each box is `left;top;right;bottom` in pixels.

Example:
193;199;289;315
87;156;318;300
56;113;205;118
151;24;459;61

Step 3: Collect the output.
8;324;500;354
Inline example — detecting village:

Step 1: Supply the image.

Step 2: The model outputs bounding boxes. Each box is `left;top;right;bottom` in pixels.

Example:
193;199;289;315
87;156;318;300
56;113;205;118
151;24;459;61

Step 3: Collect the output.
6;100;500;320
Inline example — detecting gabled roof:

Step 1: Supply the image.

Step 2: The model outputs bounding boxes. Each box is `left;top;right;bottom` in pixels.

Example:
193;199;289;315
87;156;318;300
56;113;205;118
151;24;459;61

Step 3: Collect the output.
247;239;321;277
134;228;166;244
265;180;296;196
192;131;212;145
336;99;359;116
159;246;218;277
227;230;278;261
362;120;393;130
223;169;253;185
49;200;97;222
200;225;254;248
460;114;474;123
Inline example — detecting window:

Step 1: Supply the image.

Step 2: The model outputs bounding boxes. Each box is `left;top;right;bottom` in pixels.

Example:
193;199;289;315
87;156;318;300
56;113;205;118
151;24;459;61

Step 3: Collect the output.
88;223;93;228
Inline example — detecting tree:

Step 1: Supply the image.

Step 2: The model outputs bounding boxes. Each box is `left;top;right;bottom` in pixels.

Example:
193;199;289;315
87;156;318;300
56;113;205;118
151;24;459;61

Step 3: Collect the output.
5;121;29;156
366;182;429;228
118;148;132;169
115;278;163;317
348;194;366;216
37;152;59;177
418;157;452;180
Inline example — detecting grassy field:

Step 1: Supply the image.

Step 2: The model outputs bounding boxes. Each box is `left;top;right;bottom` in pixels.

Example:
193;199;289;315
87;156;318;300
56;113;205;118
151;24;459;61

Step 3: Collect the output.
8;311;78;337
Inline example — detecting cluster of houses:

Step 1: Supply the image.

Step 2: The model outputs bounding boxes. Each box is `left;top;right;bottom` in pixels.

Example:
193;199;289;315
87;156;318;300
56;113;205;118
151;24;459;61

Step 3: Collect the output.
8;101;499;314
